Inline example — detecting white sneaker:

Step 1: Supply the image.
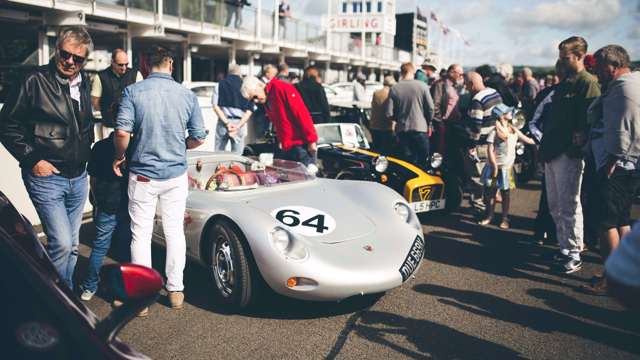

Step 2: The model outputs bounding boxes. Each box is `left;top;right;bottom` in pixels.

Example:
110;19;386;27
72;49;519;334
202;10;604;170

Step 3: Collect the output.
80;289;95;301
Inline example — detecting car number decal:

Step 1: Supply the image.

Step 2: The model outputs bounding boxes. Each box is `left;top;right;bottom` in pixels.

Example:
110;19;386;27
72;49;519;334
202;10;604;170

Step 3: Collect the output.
271;206;337;237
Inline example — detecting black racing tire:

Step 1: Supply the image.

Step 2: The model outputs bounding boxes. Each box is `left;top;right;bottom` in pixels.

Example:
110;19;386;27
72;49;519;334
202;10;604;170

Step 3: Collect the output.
444;177;463;212
208;219;257;308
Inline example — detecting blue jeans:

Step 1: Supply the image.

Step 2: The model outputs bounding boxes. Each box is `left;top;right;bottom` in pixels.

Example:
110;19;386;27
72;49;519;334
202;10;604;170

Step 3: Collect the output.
23;171;88;289
281;145;316;167
82;207;130;292
215;118;246;154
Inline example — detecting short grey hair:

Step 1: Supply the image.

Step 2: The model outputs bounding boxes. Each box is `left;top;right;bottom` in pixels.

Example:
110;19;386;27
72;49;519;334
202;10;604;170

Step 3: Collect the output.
240;76;263;99
522;67;533;77
229;63;241;75
594;45;630;69
56;26;93;56
496;63;513;80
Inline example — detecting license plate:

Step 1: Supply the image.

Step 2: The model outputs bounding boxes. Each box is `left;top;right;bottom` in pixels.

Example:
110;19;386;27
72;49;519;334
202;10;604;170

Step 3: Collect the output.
399;236;425;281
412;199;446;213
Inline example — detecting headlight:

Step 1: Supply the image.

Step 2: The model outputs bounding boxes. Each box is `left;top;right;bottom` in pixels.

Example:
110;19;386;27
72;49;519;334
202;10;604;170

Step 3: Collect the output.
269;227;308;260
374;156;389;173
394;202;411;222
270;228;290;253
430;153;443;169
516;142;525;156
512;110;526;130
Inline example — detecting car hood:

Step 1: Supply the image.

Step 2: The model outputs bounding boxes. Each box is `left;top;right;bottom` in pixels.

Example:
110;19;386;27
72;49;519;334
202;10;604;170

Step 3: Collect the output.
245;181;376;244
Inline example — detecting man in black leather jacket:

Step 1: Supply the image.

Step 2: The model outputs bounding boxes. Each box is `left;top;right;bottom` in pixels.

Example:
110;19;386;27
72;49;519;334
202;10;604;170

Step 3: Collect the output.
0;26;94;290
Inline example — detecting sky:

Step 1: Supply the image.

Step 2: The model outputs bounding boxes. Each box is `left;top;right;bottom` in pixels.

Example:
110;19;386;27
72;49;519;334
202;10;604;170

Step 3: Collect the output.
292;0;640;67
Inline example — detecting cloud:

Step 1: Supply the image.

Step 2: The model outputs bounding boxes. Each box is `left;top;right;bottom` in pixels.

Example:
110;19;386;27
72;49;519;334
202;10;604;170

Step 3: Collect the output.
448;0;493;25
302;1;327;16
508;0;621;31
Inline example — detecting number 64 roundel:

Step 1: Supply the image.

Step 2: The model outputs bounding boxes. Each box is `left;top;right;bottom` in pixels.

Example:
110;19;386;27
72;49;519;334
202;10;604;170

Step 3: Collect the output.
270;206;337;237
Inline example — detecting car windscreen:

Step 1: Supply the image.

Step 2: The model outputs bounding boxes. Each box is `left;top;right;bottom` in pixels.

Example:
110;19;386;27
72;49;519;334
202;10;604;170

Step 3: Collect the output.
316;124;369;148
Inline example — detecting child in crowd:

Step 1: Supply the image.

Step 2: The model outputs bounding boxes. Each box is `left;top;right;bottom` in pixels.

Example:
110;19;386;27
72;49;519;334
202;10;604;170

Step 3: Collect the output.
478;104;535;229
80;132;130;301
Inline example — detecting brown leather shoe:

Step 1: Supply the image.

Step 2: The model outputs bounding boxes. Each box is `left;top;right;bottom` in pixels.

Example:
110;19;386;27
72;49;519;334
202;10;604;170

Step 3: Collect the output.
581;277;608;296
137;307;149;317
169;291;184;309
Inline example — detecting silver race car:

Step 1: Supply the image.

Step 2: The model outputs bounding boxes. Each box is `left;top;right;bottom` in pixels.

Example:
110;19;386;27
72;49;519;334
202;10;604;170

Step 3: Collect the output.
152;151;425;308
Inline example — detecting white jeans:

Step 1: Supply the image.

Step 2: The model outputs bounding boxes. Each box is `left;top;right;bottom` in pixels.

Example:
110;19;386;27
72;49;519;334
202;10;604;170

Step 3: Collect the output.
128;172;188;291
545;154;584;259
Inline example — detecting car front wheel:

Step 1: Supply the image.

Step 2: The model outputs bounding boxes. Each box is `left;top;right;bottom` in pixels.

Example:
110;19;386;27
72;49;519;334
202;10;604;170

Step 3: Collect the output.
208;220;256;308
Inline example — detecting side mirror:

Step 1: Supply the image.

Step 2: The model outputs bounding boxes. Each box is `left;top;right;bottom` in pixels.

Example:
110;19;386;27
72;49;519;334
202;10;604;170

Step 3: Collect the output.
96;264;163;342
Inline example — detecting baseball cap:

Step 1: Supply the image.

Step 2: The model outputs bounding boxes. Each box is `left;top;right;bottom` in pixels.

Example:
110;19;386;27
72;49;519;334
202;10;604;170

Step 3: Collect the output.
492;103;514;118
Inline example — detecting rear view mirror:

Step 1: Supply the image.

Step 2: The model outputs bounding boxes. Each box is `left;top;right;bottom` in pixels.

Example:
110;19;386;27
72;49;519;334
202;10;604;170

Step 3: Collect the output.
96;264;163;342
103;264;163;301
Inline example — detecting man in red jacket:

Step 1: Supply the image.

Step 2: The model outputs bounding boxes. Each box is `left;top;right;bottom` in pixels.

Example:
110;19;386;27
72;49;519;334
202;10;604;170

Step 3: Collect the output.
241;76;318;166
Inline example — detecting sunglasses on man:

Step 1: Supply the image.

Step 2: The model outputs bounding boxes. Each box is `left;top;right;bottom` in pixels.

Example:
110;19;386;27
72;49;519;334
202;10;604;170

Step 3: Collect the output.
59;49;86;65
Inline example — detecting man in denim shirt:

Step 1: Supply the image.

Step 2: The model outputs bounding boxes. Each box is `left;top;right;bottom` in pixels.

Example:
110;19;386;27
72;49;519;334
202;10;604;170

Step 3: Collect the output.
112;46;207;316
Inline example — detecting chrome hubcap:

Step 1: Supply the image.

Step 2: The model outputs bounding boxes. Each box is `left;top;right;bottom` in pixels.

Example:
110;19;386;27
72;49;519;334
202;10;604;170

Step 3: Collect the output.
214;239;234;296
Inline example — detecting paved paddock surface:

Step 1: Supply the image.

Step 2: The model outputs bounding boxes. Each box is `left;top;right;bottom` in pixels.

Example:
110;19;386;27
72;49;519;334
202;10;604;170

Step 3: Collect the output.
77;181;640;359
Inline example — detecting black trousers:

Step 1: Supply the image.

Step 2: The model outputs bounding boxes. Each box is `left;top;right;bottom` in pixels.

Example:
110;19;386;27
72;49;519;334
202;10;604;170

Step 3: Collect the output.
398;131;430;169
370;129;396;155
534;178;556;241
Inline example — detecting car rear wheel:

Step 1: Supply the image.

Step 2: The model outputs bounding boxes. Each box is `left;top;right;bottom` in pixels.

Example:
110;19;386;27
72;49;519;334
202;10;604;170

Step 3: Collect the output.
208;220;257;308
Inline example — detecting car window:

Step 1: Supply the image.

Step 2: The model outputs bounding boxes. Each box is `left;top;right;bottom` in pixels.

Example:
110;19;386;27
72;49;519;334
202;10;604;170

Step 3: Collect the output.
191;86;214;98
323;86;337;96
333;84;352;92
316;124;369;149
316;125;342;145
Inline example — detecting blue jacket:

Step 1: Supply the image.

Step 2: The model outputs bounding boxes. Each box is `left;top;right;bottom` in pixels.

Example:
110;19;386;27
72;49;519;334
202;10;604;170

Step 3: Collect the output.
116;72;207;179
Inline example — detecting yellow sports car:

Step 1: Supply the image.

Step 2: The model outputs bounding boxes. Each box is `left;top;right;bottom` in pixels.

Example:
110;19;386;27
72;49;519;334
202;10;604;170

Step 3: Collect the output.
314;123;462;215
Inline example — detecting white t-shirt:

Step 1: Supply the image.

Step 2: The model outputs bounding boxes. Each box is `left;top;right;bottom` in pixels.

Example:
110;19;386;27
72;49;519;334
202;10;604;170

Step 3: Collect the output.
69;73;82;110
486;127;517;168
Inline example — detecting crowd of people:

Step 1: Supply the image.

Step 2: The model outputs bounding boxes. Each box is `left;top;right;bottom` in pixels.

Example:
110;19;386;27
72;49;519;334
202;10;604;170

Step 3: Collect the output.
0;25;639;315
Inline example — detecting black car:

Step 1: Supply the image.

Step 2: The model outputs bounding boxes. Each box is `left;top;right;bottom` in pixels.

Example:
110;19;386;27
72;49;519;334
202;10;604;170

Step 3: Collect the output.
0;191;163;359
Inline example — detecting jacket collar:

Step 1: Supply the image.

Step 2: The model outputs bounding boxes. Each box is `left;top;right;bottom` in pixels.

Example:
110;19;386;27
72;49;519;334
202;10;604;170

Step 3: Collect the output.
47;60;86;88
147;72;174;81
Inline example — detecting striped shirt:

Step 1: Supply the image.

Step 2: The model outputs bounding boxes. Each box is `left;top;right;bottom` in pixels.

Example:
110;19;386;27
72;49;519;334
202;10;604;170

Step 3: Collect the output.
468;88;503;128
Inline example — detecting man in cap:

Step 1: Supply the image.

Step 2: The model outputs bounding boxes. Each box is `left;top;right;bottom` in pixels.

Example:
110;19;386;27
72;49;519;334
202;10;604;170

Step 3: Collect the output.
416;59;438;87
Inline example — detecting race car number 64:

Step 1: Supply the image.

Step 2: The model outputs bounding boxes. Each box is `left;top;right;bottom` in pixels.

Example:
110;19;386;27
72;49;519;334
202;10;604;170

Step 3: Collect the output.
271;206;337;237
